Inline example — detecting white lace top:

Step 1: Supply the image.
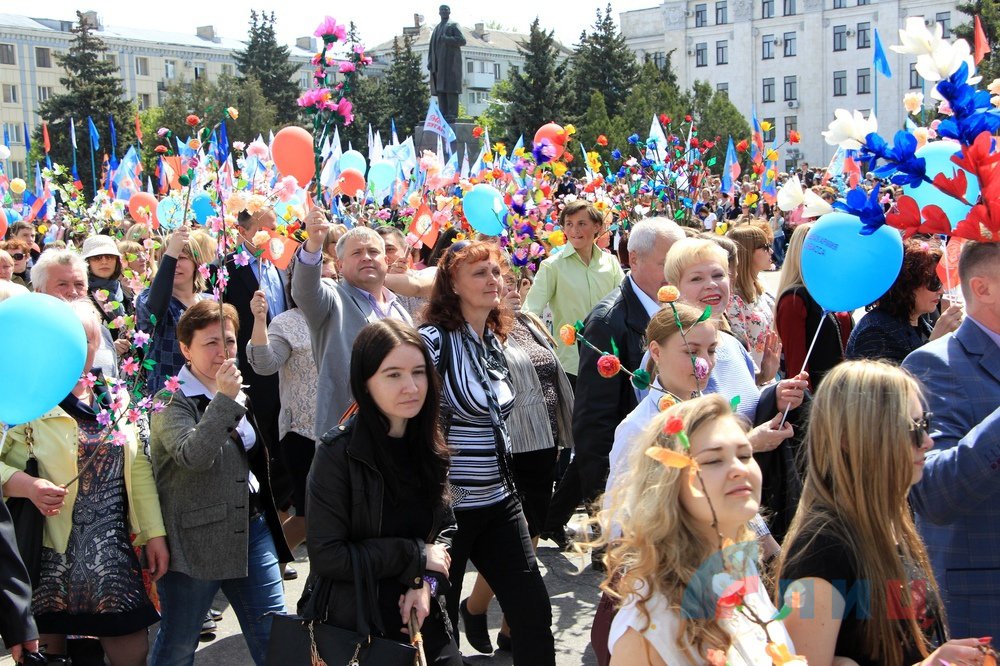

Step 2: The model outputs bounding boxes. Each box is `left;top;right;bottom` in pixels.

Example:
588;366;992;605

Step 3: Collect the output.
246;308;320;440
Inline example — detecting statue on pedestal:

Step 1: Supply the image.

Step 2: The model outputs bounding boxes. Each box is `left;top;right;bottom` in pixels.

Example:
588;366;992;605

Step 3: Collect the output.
427;4;466;123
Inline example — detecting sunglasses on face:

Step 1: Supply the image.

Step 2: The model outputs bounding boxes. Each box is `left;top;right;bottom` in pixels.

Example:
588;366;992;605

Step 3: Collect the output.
10;253;25;261
756;245;773;254
909;411;933;448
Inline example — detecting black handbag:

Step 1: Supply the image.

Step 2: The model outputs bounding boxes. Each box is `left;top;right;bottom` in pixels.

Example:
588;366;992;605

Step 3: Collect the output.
7;425;44;587
266;544;417;665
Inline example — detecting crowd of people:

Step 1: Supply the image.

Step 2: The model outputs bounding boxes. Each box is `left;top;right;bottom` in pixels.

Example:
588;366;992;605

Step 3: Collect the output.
0;160;996;666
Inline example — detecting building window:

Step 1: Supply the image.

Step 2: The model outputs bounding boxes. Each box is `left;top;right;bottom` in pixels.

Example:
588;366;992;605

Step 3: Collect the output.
139;93;151;110
857;22;871;48
763;77;775;102
37;86;52;102
762;0;774;18
466;60;474;74
695;3;707;27
762;34;775;59
783;0;796;15
35;47;52;68
479;61;488;73
493;63;501;80
716;1;728;24
105;54;117;67
716;40;728;64
909;62;922;89
857;0;869;5
857;67;871;94
784;32;796;56
2;84;16;104
695;42;708;67
164;60;176;79
2;123;23;144
9;161;25;179
784;75;797;100
833;25;847;51
784;115;798;140
221;63;234;76
510;65;519;76
936;12;951;38
833;69;847;95
194;62;206;80
834;0;845;7
717;82;729;96
136;56;149;76
763;118;776;142
0;44;14;66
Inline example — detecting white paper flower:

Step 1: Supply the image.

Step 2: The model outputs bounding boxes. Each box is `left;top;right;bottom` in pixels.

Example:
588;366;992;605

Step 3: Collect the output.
803;189;835;219
919;38;978;84
777;175;804;212
903;91;924;115
890;17;944;57
0;145;9;160
822;109;878;150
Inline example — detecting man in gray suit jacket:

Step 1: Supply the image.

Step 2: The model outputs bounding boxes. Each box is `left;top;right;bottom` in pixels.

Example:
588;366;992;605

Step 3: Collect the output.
292;210;413;440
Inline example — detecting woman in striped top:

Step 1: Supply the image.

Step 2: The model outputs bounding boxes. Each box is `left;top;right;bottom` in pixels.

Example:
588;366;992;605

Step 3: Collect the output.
419;241;556;664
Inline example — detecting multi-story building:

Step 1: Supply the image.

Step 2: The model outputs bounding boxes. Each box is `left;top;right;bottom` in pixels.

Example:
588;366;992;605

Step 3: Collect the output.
620;0;962;169
370;15;572;119
0;10;323;179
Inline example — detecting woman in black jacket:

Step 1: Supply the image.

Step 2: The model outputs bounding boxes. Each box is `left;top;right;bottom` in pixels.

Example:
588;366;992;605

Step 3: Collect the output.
305;319;462;664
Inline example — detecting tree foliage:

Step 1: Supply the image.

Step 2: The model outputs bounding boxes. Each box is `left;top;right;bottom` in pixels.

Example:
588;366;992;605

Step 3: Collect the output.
683;81;751;174
496;18;572;144
157;75;277;145
569;4;640;119
384;36;429;137
35;11;134;199
233;11;300;125
955;0;1000;82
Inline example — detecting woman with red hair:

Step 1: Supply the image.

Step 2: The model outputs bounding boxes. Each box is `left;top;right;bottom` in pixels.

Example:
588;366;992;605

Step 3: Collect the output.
419;240;555;664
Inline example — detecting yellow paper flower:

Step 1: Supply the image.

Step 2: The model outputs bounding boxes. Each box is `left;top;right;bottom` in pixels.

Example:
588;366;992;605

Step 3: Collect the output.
586;151;602;172
594;200;610;215
513;147;526;158
492;142;507;157
483;151;494;163
715;222;729;235
564;124;576;135
744;192;759;206
548;230;566;246
226;107;239;120
764;149;778;162
189;139;201;150
552;162;567;177
760;121;773;132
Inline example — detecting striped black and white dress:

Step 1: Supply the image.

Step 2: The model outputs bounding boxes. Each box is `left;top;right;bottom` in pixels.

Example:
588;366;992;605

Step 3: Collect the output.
420;323;514;510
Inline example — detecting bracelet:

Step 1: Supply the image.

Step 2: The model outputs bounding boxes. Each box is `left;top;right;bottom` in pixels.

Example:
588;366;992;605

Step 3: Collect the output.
422;575;438;596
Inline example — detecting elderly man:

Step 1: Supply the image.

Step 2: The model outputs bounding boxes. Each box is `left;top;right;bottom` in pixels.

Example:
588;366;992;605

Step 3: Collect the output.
542;218;686;552
904;241;1000;638
292;210;412;441
33;249;118;378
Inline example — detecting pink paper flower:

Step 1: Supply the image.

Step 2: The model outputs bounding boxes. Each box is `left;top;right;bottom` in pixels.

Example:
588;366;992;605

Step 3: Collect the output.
164;376;182;393
233;250;252;267
97;410;113;427
232;141;246;152
275;175;298;202
82;372;97;389
126;408;142;424
336;98;354;125
157;127;169;137
122;357;140;376
339;61;356;74
694;357;710;380
314;16;346;41
247;140;269;160
111;430;128;447
132;330;150;348
198;264;211;280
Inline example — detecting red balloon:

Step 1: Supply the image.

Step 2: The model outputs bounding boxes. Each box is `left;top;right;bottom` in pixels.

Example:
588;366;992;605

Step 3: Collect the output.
533;122;567;160
128;192;159;227
338;168;366;197
0;208;7;239
272;126;315;187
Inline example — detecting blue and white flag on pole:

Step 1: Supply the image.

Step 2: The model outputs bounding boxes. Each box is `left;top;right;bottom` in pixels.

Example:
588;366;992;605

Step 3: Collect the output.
423;98;456;149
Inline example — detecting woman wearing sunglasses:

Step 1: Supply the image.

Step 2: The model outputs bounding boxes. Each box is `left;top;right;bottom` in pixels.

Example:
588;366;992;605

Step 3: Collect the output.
846;238;964;365
775;360;984;666
0;240;32;290
726;224;779;375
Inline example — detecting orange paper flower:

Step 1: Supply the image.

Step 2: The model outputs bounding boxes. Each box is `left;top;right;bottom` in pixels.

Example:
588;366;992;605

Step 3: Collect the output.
657;285;679;303
658;394;677;411
597;354;621;378
559;324;576;346
788;129;801;144
644;446;697;470
185;114;200;127
765;642;807;665
597;135;608;146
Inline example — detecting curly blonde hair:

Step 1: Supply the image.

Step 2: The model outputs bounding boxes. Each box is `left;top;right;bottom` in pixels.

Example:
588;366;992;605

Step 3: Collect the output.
590;395;754;661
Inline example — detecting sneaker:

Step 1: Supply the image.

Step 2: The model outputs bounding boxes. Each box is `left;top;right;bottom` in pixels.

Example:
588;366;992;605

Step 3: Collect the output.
459;598;493;654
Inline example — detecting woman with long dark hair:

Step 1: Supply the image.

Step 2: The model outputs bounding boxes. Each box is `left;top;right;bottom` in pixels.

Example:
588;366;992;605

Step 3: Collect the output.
419;240;555;664
306;319;462;664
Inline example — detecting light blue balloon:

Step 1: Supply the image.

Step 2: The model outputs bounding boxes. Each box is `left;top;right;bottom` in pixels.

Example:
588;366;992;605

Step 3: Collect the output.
0;294;87;425
3;208;22;223
801;212;904;313
191;193;216;225
156;198;184;230
903;141;980;229
367;160;395;193
339;149;367;174
463;184;507;236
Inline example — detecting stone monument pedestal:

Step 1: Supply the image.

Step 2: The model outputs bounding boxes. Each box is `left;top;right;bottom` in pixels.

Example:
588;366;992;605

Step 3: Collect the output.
414;121;480;166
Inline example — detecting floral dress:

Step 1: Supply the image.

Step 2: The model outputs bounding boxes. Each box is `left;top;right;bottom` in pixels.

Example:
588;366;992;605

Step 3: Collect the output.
728;291;776;371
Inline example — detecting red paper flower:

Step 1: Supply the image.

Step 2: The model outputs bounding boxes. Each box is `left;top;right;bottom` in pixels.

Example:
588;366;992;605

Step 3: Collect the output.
664;415;685;435
684;114;692;122
154;145;168;154
596;354;621;378
789;130;801;144
736;139;750;153
660;114;671;126
473;126;484;138
185;114;200;127
690;137;700;148
597;135;608;146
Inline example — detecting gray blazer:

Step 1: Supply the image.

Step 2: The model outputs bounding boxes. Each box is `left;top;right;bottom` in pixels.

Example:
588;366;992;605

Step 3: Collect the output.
149;389;292;580
291;253;412;440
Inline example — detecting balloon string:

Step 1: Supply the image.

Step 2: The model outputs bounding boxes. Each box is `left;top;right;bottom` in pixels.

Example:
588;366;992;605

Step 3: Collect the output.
778;312;826;428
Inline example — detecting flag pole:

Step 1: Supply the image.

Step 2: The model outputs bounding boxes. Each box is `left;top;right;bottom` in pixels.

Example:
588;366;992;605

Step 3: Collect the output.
89;126;98;198
874;67;879;120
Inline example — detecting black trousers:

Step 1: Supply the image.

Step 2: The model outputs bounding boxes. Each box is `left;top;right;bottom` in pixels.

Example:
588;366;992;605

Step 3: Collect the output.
543;456;583;534
445;496;555;665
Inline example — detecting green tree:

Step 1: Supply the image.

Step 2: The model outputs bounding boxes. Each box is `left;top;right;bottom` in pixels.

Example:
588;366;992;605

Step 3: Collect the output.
955;0;1000;81
338;77;388;155
384;36;429;137
155;75;277;148
684;81;751;174
575;91;613;162
497;18;572;144
605;59;686;151
36;11;134;199
233;11;300;124
569;4;640;119
476;79;512;136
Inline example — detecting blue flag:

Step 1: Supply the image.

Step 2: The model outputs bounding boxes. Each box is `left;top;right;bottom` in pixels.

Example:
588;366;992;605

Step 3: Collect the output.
874;28;892;79
422;98;457;148
216;120;229;165
109;114;118;157
721;137;741;195
87;116;100;151
23;124;30;161
2;124;8;147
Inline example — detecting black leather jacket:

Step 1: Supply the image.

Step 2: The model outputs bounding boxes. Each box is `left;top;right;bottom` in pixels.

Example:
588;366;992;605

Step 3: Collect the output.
303;416;457;630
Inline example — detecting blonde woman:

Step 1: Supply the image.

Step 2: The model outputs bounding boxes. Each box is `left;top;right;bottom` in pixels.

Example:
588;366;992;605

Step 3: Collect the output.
727;224;777;370
776;361;982;666
597;395;795;665
135;225;210;394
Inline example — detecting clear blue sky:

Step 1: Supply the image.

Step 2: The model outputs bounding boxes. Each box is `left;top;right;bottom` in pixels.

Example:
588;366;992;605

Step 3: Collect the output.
28;1;659;49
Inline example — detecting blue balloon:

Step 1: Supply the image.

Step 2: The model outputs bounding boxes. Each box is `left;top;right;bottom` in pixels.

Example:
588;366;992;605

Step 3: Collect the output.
367;160;395;193
3;208;22;223
801;212;904;312
338;149;367;174
902;141;980;229
0;294;87;425
191;193;216;225
156;198;184;230
463;184;507;236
